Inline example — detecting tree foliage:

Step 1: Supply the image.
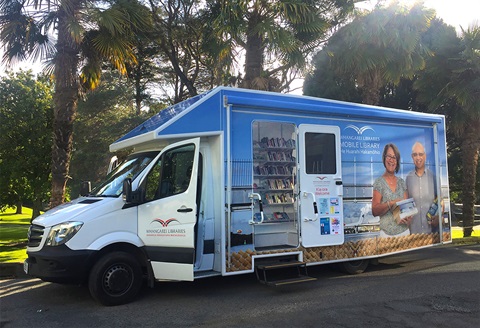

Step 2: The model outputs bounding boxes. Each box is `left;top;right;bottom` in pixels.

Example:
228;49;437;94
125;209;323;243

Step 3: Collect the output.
0;71;53;219
304;50;362;102
311;2;434;105
306;9;480;236
207;0;357;92
145;0;214;103
415;23;480;237
69;71;161;197
0;0;154;208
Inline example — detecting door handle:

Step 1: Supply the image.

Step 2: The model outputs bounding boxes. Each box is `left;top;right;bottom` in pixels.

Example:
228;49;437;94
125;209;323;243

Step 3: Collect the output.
248;193;264;224
303;191;318;221
177;207;193;213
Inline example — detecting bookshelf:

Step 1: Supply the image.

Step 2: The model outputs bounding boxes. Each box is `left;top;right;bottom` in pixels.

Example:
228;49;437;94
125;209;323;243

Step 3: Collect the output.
252;124;297;224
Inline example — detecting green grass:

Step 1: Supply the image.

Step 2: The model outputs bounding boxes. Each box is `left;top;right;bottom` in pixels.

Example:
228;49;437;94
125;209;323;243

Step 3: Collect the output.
451;227;480;245
0;207;479;263
451;228;480;239
0;207;31;263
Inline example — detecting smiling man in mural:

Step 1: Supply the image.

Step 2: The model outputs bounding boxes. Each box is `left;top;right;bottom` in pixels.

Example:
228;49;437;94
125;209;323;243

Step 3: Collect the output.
406;142;439;234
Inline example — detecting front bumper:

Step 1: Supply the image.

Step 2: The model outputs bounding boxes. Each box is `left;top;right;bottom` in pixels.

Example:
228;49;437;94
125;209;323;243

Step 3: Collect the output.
24;245;96;284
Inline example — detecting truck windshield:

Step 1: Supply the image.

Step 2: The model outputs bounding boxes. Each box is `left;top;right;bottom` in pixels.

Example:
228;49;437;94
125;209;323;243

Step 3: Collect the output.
89;151;160;197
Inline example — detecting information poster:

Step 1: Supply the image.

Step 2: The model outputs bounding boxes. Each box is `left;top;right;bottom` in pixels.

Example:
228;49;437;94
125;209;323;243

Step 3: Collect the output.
318;198;329;215
320;217;330;235
331;217;341;234
330;198;340;214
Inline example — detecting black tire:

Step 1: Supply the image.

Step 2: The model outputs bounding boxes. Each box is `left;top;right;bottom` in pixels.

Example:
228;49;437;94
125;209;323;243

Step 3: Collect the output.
338;259;369;275
88;251;143;306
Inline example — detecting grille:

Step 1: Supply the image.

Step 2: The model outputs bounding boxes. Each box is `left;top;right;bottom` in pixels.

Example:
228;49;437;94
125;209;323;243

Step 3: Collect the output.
27;224;45;247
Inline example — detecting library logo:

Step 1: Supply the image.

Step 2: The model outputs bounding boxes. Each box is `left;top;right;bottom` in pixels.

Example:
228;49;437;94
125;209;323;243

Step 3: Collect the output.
151;218;179;227
345;125;375;135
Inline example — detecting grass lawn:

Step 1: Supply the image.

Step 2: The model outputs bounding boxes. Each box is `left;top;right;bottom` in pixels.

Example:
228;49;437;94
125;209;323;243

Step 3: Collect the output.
0;207;479;264
450;227;480;244
0;207;32;263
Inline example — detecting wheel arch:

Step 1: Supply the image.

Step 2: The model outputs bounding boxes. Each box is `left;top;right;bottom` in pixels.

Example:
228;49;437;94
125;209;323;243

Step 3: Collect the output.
87;242;153;285
338;259;370;275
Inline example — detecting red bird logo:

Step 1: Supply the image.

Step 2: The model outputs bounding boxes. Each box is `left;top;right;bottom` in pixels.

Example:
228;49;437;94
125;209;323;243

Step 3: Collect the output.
151;218;179;227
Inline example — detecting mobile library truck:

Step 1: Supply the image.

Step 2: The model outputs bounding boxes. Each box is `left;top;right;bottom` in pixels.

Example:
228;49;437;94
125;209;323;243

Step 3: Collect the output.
24;87;451;305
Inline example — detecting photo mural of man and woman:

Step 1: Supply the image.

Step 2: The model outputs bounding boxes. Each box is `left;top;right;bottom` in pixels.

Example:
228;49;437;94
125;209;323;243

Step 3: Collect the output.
371;141;442;239
340;119;450;245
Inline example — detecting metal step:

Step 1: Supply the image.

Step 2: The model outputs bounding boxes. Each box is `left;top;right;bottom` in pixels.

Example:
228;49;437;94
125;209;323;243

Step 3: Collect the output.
194;270;221;279
255;260;316;286
265;275;317;287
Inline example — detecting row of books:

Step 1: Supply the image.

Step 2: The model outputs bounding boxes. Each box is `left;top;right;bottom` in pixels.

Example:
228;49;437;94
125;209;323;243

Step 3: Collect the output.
253;212;291;222
264;192;294;204
267;151;295;162
254;165;294;176
254;151;295;162
263;178;294;190
259;137;295;149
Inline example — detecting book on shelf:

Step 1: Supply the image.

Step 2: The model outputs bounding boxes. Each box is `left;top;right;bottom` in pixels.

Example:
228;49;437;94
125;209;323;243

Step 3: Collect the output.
273;212;290;221
259;137;295;149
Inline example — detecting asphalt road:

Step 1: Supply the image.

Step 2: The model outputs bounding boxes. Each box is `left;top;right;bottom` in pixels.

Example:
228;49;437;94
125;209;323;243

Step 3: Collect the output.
1;243;479;328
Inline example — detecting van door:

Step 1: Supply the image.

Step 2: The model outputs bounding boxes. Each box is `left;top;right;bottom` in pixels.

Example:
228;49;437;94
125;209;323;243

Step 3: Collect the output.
138;138;200;281
298;125;344;247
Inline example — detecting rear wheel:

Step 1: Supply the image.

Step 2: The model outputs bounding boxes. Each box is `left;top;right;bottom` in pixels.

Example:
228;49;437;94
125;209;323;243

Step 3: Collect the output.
338;259;369;275
89;251;143;306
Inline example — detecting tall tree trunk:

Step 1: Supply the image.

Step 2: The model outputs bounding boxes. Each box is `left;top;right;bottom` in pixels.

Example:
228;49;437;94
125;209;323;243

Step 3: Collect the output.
460;121;480;237
241;12;265;90
49;3;81;208
32;198;42;220
148;0;197;100
135;69;142;115
15;201;22;214
360;70;382;105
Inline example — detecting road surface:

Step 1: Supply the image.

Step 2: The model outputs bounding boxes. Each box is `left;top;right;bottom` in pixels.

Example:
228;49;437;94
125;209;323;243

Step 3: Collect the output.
1;243;479;327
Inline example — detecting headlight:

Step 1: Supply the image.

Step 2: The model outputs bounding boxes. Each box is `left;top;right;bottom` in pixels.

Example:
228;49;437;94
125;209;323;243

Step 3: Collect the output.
45;221;83;246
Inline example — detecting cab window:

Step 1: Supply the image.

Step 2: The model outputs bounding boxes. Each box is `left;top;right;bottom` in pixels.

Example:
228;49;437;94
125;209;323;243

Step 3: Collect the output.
144;144;195;201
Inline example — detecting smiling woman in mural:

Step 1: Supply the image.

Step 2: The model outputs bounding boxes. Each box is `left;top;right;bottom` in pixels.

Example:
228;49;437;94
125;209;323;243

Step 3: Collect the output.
372;143;412;237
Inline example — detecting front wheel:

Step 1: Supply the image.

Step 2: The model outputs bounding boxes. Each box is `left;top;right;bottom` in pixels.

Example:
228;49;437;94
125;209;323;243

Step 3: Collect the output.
89;251;143;306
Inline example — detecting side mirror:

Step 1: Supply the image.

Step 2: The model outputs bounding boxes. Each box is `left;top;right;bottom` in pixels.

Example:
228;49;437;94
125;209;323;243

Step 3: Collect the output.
80;181;91;196
123;178;133;203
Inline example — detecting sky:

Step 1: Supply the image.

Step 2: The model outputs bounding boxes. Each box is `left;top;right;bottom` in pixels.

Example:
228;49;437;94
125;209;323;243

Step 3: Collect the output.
0;0;479;79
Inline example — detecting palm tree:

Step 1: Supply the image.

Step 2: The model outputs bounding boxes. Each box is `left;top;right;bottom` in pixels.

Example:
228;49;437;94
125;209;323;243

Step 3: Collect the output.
0;0;152;207
416;24;480;237
327;2;435;105
209;0;355;92
440;26;480;237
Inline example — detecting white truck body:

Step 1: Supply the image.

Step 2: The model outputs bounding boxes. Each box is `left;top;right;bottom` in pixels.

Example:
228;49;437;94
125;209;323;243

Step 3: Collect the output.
24;87;451;305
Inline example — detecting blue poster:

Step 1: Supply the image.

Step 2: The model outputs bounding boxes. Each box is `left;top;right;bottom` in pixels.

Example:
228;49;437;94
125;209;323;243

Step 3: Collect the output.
320;217;330;235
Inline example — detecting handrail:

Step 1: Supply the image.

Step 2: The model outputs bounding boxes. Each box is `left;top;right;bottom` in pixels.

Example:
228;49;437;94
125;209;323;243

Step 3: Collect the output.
302;192;318;222
249;193;264;224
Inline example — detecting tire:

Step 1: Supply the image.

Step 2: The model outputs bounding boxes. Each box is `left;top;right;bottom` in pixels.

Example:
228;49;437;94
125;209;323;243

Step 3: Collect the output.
338;259;369;275
88;251;143;306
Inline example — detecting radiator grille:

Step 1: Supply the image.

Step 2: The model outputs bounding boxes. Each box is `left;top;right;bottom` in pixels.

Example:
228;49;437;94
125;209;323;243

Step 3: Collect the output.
27;224;44;247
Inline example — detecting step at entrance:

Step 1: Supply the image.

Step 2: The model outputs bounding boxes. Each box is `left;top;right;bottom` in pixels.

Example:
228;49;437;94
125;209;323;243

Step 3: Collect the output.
255;260;317;286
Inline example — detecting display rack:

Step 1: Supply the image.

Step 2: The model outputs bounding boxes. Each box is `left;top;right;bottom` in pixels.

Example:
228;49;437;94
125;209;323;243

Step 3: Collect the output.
253;136;296;223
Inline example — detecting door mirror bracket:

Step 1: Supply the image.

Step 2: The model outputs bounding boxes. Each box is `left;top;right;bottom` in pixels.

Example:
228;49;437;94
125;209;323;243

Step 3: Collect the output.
123;178;134;203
